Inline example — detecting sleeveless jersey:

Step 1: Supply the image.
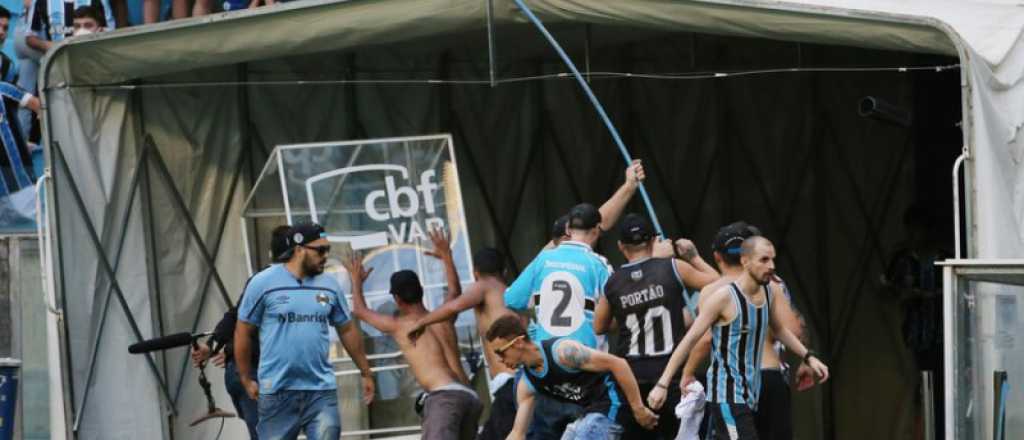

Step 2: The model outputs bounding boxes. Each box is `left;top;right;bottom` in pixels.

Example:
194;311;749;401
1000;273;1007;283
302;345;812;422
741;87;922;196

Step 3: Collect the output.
604;257;690;383
523;338;625;423
504;241;612;348
706;282;771;409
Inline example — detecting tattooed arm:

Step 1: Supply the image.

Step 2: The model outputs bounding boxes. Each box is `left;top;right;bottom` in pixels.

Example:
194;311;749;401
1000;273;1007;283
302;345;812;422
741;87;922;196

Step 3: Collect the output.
554;339;658;429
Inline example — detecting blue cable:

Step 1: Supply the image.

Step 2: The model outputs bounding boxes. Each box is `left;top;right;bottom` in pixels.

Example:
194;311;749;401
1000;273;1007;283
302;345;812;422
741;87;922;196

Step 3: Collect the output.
512;0;665;238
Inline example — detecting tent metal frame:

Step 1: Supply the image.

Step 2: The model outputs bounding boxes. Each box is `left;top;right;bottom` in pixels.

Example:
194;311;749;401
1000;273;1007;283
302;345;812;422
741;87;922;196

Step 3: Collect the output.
51;134;242;435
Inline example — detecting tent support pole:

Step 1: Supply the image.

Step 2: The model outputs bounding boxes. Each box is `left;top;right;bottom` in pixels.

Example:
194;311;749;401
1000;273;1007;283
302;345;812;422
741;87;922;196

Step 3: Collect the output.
51;142;178;414
73;145;150;431
512;0;664;237
952;148;967;258
485;0;496;87
46;122;76;439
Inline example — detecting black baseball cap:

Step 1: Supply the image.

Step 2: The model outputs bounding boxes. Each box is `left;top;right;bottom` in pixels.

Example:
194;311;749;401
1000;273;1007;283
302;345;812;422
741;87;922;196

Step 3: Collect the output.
287;222;326;247
711;221;761;255
567;203;601;230
270;225;294;262
618;213;653;245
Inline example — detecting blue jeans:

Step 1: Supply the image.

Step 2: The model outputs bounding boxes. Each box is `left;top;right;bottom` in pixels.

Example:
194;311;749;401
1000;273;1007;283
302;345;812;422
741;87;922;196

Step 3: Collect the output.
224;361;258;440
560;413;623;440
257;389;340;440
527;393;584;440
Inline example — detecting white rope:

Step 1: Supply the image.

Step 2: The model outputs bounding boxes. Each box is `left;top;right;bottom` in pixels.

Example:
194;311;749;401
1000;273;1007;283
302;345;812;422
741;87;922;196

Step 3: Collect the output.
67;64;960;90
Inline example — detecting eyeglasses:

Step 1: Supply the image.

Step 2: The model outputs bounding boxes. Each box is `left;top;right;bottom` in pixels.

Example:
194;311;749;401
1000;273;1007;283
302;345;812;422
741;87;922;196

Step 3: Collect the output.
493;335;524;356
302;245;331;256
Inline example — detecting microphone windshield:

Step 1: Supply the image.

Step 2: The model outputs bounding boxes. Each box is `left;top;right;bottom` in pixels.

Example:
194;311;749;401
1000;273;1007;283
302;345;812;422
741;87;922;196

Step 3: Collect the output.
128;332;194;354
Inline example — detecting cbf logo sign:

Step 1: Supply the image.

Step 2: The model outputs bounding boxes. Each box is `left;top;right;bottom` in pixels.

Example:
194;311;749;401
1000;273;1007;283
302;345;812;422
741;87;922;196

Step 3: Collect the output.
305;164;445;250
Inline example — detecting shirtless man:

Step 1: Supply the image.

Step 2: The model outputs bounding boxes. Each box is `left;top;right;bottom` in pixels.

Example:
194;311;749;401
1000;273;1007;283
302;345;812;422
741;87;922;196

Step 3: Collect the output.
647;237;828;440
344;256;482;440
406;230;516;439
680;222;814;440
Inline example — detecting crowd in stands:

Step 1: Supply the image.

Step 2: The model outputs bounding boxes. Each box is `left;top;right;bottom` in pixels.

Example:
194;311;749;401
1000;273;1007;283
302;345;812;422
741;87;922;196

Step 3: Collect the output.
0;0;298;227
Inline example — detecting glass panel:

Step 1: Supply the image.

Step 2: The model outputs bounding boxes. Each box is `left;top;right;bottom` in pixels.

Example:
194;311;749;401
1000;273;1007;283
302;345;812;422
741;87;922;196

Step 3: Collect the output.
247;135;483;436
954;279;1024;440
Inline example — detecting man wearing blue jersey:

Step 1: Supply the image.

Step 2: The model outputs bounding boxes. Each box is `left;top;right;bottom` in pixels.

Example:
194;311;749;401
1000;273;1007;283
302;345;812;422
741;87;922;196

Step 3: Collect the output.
506;202;611;348
648;236;828;440
505;202;613;438
235;223;375;440
486;315;657;440
679;223;812;440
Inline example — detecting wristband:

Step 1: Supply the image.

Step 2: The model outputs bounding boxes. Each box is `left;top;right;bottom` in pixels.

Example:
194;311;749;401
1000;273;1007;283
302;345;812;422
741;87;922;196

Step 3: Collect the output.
803;350;817;364
654;382;668;390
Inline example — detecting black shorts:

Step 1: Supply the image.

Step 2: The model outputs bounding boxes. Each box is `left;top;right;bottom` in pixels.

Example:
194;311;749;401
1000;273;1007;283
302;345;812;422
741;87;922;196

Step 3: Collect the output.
477;379;517;440
707;402;759;440
621;382;681;440
755;369;792;440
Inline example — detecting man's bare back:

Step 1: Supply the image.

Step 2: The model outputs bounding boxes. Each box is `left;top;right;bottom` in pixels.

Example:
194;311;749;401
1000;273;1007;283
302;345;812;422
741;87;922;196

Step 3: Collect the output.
389;311;463;391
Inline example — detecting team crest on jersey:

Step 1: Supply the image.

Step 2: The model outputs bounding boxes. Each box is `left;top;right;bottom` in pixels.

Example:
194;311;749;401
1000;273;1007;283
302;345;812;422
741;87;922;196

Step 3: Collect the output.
630;270;643;281
315;293;330;307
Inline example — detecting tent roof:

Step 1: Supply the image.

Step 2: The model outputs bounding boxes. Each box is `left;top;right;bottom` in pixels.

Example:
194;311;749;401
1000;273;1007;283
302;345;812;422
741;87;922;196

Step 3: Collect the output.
42;0;1024;88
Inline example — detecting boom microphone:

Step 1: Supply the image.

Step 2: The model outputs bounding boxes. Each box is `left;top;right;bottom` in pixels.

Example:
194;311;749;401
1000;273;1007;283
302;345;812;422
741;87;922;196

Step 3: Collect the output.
128;332;213;354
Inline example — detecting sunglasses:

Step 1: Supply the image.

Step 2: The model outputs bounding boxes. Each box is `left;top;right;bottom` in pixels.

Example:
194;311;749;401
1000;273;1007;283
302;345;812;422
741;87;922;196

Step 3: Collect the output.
494;335;524;356
302;245;331;255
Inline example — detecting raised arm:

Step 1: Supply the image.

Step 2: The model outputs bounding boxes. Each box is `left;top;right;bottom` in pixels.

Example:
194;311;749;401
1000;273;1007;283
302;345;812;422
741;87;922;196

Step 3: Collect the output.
672;239;719;289
647;287;731;410
409;283;485;343
342;256;398;334
555;340;657;429
598;160;645;231
507;377;536;440
425;228;462;306
768;284;828;385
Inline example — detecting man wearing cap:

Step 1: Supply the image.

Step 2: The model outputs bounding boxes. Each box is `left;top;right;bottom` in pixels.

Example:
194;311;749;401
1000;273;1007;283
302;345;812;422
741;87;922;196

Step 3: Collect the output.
235;222;375;440
593;213;719;438
343;257;483;440
504;202;614;438
191;224;293;439
678;222;813;440
647;236;829;440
